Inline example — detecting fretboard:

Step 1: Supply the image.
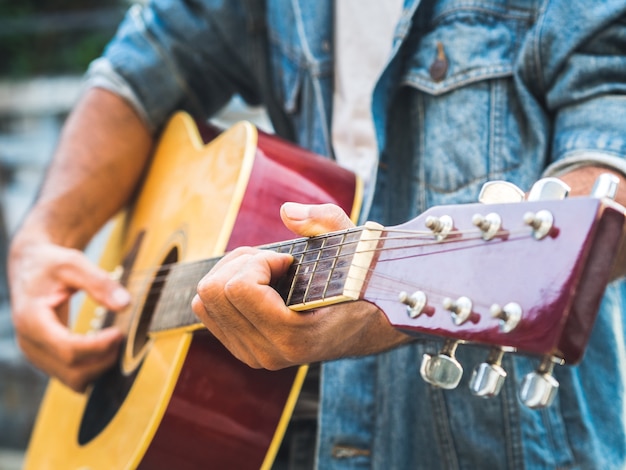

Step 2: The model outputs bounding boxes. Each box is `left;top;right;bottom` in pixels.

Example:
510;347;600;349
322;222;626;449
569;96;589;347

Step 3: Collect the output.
148;224;382;333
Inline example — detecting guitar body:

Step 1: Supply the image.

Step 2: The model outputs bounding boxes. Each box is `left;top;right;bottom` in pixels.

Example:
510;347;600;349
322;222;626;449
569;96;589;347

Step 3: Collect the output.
24;113;361;469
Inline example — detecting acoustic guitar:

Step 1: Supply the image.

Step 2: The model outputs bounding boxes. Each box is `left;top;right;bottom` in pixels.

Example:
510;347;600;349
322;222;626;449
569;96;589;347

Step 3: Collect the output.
23;112;625;469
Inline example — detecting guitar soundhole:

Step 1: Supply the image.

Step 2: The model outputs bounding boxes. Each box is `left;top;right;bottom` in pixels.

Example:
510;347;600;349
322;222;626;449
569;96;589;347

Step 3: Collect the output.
78;246;179;445
78;357;138;445
132;247;178;357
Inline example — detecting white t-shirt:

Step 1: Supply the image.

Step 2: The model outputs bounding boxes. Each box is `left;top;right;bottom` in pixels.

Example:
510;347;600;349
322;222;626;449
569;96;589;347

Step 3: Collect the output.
332;0;404;188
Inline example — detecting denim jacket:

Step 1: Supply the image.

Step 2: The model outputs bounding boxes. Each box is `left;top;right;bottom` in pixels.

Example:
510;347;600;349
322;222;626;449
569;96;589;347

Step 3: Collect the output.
90;0;626;468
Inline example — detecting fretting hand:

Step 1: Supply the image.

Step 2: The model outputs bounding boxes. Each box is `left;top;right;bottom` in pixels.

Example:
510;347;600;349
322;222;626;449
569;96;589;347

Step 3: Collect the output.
191;202;411;369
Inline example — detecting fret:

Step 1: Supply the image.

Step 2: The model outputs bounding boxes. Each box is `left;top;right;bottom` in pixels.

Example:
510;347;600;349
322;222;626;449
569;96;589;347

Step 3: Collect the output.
301;236;326;304
307;233;343;303
146;225;382;332
324;232;352;297
279;229;366;308
286;222;383;310
283;240;307;306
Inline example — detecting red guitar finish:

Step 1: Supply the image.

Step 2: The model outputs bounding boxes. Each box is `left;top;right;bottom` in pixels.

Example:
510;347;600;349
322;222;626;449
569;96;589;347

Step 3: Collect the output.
367;197;624;364
23;114;360;470
24;112;624;470
141;124;359;469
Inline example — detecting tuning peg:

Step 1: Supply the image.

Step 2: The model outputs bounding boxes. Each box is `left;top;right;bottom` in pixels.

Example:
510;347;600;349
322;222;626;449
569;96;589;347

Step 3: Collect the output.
523;209;554;240
591;173;620;199
527;177;570;201
420;340;463;389
425;215;454;240
442;296;473;326
472;212;502;240
399;290;432;318
490;302;522;333
478;181;525;204
519;356;562;409
469;349;508;398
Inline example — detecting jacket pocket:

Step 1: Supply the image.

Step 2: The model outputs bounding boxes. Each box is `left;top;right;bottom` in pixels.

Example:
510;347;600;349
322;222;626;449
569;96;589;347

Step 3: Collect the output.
402;9;517;95
398;8;533;202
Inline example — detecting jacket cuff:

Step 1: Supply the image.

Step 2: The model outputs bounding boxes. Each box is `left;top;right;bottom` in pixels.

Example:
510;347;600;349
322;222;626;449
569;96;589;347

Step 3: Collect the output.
83;57;156;135
543;152;626;179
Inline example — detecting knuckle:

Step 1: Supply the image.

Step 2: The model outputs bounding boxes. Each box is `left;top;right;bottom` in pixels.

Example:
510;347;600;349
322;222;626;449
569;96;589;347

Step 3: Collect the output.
255;352;282;371
257;342;299;370
321;203;351;225
57;344;81;367
57;247;83;269
231;246;257;256
190;295;204;314
196;274;219;297
191;295;212;321
235;351;262;370
223;276;246;298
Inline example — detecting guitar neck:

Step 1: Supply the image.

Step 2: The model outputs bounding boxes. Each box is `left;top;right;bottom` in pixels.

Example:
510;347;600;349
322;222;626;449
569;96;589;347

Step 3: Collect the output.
147;196;621;365
149;223;382;332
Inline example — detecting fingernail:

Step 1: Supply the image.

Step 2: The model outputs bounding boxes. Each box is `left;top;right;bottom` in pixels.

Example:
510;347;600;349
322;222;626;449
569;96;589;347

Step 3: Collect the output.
111;287;131;307
282;202;310;221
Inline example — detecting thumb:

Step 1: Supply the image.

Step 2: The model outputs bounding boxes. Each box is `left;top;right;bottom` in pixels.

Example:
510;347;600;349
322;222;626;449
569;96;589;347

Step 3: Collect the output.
280;203;355;237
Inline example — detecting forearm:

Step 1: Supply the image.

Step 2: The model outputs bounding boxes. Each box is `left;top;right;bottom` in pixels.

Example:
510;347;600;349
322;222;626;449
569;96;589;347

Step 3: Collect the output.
555;165;626;281
556;165;626;204
16;87;153;249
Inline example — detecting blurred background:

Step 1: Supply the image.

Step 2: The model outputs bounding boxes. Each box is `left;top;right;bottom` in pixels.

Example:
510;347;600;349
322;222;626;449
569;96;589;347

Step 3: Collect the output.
1;1;129;467
0;1;269;468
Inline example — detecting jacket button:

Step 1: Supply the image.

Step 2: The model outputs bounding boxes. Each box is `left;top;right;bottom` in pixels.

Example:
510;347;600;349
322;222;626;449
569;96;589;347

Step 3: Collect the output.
429;41;448;82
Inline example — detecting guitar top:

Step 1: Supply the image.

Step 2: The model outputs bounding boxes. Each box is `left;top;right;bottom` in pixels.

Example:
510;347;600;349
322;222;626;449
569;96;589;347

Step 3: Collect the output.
23;111;626;468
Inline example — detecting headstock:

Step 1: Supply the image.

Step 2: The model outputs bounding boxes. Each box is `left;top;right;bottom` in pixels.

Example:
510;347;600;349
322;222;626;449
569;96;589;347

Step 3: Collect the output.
362;175;625;407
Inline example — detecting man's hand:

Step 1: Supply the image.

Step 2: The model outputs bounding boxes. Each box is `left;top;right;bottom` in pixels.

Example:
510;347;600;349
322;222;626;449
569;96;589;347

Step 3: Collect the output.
192;202;411;370
6;88;153;392
557;165;626;280
8;238;130;392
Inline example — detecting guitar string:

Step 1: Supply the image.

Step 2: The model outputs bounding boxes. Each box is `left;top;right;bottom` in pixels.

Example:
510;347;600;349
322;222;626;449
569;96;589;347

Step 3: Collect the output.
121;225;531;286
281;231;535;314
121;226;533;304
121;227;537;331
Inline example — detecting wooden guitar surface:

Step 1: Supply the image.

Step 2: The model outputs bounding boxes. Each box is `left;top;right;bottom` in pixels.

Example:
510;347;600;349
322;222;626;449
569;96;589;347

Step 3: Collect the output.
24;112;361;470
24;113;626;468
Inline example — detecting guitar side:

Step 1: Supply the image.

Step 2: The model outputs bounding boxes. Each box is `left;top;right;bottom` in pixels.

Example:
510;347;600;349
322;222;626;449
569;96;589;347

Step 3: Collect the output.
24;113;361;469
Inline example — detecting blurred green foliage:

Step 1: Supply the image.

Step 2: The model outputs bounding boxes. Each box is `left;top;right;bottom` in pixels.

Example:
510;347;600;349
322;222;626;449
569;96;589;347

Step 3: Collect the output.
0;0;127;78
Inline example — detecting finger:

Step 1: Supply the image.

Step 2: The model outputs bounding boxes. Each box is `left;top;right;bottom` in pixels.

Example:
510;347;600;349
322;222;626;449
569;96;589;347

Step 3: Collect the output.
194;252;263;357
223;251;308;367
224;251;295;320
18;326;123;392
55;248;131;311
29;306;123;363
280;202;355;237
205;246;259;274
191;294;264;369
194;250;294;368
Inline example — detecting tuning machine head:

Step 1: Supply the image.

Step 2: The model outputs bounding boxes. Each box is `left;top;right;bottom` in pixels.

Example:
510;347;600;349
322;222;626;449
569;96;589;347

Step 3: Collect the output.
420;340;463;390
425;215;454;241
519;356;562;409
526;177;570;201
469;348;509;398
478;181;525;204
591;172;620;199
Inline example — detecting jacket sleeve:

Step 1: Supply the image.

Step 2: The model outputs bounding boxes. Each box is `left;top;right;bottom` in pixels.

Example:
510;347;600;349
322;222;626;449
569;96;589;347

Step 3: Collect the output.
517;0;626;177
84;0;265;134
